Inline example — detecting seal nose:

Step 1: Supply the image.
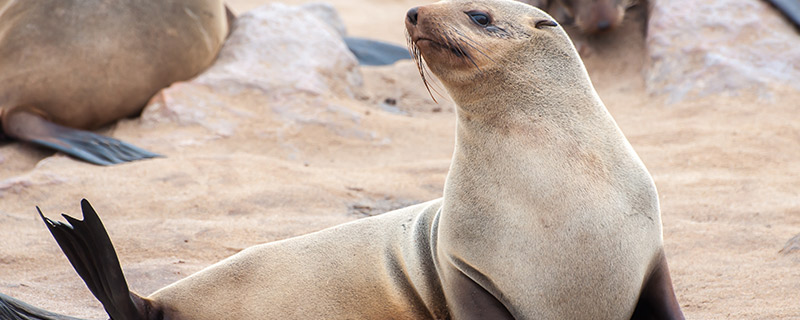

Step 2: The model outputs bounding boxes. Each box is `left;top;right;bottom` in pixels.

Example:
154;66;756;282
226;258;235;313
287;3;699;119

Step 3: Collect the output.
407;7;419;25
596;20;611;32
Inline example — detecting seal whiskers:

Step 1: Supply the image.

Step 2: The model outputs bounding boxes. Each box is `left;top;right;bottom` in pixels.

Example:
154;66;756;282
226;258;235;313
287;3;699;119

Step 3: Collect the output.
407;30;442;102
451;29;496;62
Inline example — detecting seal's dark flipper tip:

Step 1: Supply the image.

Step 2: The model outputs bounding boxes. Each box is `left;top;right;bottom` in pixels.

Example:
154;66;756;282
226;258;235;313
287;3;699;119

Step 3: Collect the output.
630;252;685;320
0;292;85;320
30;128;162;166
765;0;800;30
344;37;413;66
38;200;148;320
5;111;161;166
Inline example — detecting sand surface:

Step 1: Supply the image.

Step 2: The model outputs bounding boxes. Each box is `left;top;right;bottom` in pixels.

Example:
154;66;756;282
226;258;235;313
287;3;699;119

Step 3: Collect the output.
1;0;799;319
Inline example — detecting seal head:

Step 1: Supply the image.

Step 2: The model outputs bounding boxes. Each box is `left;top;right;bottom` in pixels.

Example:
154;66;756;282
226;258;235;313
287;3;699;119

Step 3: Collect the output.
406;0;596;117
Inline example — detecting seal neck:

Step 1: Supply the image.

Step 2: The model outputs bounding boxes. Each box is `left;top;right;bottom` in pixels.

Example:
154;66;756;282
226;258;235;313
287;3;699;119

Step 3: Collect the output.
441;78;638;219
449;70;609;137
444;58;603;128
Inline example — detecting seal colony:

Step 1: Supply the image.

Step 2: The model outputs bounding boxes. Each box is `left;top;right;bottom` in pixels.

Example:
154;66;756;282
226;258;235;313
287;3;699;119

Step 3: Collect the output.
0;0;684;319
0;0;232;165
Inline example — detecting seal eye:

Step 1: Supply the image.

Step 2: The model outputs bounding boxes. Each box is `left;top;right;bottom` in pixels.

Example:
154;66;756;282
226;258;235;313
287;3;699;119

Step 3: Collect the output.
466;11;491;26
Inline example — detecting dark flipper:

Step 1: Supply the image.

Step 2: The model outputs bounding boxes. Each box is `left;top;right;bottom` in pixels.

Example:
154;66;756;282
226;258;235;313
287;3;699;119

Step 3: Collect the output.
631;252;685;320
225;4;236;33
4;111;160;166
343;37;412;66
0;292;84;320
765;0;800;30
38;199;150;320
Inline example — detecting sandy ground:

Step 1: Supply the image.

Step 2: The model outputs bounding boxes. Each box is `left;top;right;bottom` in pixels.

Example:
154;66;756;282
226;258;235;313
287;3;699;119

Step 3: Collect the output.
1;0;799;319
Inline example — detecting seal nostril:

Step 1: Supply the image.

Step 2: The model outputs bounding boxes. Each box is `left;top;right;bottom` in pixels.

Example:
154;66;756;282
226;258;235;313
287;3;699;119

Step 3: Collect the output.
407;7;419;25
596;20;611;31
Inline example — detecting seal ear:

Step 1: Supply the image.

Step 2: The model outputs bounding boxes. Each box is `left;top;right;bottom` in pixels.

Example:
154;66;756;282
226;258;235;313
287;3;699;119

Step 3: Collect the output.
535;19;558;29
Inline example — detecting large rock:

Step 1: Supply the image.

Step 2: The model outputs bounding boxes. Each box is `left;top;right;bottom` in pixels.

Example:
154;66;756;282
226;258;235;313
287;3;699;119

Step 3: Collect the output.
646;0;800;102
191;2;361;98
140;3;366;146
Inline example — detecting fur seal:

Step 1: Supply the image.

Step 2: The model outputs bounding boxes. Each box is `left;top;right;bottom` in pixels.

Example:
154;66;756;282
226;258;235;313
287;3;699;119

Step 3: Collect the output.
516;0;644;34
0;0;684;319
554;0;642;34
0;0;232;165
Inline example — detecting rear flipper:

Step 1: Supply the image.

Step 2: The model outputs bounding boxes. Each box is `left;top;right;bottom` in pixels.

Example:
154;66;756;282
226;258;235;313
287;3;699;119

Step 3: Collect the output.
38;199;153;320
0;292;84;320
631;252;685;320
344;37;412;66
3;111;160;166
765;0;800;30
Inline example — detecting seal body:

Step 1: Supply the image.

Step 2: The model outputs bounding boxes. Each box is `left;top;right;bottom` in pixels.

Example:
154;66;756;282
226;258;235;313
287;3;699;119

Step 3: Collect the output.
0;0;683;319
407;0;680;318
0;0;230;164
149;200;450;319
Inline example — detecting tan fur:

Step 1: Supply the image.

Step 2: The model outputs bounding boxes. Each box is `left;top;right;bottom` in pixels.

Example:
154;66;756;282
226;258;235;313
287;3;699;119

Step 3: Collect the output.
128;0;668;319
0;0;229;131
150;201;450;319
553;0;639;34
410;0;663;318
514;0;640;34
515;0;551;8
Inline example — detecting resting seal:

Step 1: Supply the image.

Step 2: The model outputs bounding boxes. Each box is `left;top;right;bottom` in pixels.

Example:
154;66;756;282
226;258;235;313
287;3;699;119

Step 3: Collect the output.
0;0;232;165
516;0;644;34
552;0;643;34
0;0;683;319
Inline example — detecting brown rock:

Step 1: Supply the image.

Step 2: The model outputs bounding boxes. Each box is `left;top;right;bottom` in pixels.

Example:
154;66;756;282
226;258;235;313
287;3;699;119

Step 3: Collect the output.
646;0;800;102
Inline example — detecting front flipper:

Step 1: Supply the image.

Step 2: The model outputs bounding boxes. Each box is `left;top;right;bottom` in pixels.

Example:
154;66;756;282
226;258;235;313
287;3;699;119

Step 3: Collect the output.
631;252;685;320
765;0;800;30
3;111;160;166
39;199;153;320
441;256;515;320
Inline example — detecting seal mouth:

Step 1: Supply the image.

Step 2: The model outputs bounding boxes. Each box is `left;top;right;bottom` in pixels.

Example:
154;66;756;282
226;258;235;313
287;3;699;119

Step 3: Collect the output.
406;32;441;102
406;27;491;102
414;37;467;58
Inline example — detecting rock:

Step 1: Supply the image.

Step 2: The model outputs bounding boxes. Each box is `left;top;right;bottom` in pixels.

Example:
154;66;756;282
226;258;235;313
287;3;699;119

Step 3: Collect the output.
141;83;239;139
139;3;366;146
192;2;362;98
300;2;348;37
646;0;800;102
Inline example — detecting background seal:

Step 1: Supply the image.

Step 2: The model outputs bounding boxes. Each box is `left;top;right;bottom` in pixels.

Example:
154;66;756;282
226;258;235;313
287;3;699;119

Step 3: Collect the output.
0;0;232;165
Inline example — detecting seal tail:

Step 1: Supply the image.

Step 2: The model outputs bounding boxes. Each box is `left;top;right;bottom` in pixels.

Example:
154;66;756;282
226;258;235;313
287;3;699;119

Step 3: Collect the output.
36;199;152;320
